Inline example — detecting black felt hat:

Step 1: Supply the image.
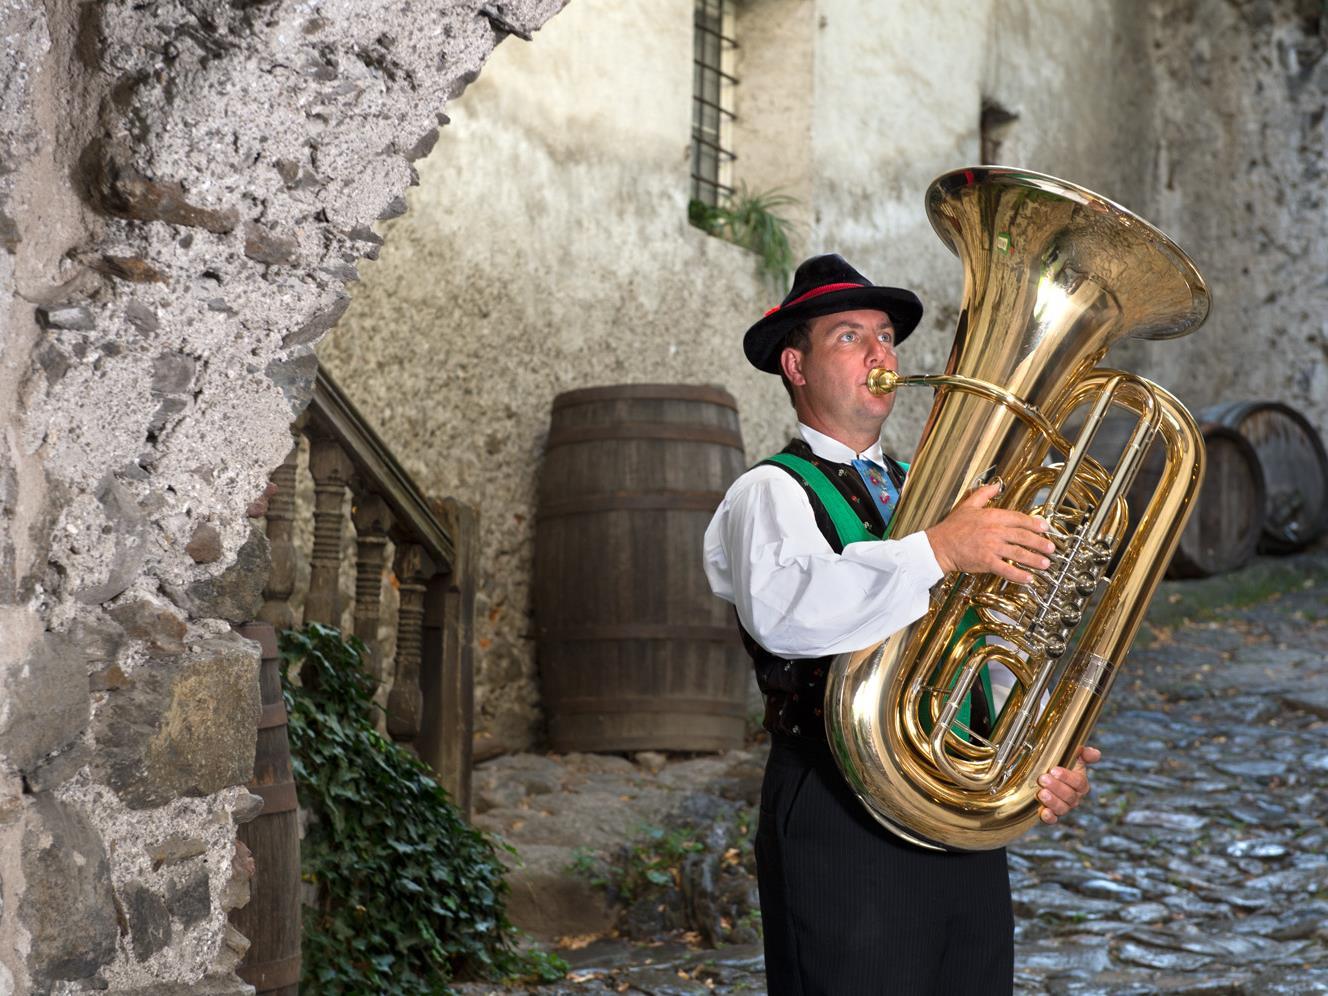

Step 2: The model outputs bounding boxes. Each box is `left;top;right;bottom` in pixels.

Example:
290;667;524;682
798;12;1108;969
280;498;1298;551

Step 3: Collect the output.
743;254;924;374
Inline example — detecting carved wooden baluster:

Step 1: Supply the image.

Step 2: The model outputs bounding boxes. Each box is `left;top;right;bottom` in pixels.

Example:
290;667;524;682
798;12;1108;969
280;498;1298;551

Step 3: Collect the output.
418;497;478;816
305;434;354;627
259;436;300;629
351;493;394;686
388;542;434;749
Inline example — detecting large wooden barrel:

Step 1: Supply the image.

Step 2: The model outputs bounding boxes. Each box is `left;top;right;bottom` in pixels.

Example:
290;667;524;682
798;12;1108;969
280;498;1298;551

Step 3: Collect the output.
1085;417;1265;578
231;621;302;996
535;384;748;752
1199;401;1328;552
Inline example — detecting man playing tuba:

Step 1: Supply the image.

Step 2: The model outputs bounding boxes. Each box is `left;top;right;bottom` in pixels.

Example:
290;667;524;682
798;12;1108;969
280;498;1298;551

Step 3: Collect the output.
704;253;1100;994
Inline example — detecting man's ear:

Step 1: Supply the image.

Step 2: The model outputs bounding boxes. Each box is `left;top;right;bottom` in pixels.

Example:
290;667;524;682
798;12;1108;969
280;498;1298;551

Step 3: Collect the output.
780;346;806;387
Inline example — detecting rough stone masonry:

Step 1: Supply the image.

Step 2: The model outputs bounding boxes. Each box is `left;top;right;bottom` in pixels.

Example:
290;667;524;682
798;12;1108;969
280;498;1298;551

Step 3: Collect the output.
0;1;563;992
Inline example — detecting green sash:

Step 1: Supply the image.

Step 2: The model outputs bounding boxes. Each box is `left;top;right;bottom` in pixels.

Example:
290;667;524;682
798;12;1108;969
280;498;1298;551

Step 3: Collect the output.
764;452;995;743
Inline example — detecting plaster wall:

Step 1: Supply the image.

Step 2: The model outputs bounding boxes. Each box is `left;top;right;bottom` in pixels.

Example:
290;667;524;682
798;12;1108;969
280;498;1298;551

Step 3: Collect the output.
1138;0;1327;434
730;0;817;240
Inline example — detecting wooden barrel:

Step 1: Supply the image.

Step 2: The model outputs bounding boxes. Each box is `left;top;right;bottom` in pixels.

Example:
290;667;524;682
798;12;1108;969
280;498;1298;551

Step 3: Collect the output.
535;384;748;752
1199;401;1328;553
1165;424;1265;578
1085;416;1265;578
230;621;302;996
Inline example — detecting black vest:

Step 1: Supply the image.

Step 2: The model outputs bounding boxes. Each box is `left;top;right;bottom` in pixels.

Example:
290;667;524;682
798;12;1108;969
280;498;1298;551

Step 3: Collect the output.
739;438;906;741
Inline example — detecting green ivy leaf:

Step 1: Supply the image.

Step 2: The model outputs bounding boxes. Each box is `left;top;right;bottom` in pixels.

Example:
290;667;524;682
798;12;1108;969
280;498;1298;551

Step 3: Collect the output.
279;624;565;991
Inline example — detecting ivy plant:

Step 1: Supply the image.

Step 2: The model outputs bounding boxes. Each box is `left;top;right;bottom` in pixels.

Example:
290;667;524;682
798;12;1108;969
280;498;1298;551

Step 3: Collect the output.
617;824;706;903
689;183;799;288
279;623;566;993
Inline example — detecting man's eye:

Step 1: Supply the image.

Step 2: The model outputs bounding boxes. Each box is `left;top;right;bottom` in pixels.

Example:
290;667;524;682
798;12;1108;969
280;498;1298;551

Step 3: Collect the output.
839;331;856;342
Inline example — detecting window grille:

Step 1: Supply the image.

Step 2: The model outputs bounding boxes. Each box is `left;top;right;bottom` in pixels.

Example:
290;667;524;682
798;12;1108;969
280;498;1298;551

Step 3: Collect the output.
691;0;737;207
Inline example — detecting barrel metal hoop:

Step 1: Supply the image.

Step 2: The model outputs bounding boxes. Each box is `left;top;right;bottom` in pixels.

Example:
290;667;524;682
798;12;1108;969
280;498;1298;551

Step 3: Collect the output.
537;491;725;519
234;621;279;659
550;696;748;717
541;624;737;643
257;702;288;730
249;780;299;815
545;422;744;450
552;384;738;410
239;952;302;990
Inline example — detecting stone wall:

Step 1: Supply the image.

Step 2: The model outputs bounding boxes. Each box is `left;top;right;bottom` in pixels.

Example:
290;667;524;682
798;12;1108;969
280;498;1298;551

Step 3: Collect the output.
0;1;562;992
1131;0;1327;427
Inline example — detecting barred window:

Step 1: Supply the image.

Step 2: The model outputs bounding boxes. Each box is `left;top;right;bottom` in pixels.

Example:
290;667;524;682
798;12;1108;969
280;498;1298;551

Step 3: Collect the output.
691;0;737;207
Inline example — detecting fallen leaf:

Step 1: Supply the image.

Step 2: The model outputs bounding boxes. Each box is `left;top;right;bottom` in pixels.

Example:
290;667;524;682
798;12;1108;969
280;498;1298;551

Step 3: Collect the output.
556;933;605;951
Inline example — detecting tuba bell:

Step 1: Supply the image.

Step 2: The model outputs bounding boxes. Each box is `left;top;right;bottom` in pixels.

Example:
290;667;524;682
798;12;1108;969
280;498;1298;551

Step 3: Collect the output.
827;166;1210;851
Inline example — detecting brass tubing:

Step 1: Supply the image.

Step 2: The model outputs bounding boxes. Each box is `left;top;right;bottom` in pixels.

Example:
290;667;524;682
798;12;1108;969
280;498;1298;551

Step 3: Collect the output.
867;369;1071;452
828;167;1210;851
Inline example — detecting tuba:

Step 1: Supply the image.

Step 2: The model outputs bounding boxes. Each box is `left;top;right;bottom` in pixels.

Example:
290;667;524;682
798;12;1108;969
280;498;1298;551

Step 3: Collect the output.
827;166;1210;851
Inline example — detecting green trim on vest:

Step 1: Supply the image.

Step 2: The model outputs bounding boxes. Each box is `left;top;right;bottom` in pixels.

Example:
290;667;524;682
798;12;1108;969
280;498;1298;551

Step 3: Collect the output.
760;449;994;744
765;452;883;544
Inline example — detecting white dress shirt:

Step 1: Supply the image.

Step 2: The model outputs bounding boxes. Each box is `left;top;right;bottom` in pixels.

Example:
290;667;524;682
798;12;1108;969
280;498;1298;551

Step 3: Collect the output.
703;423;944;659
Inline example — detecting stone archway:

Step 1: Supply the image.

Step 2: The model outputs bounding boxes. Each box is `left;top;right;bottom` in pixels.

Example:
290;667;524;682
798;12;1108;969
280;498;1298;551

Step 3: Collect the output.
0;1;564;991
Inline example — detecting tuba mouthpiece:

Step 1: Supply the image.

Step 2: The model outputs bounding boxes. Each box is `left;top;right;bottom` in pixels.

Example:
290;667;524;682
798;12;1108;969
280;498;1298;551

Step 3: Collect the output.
867;368;900;395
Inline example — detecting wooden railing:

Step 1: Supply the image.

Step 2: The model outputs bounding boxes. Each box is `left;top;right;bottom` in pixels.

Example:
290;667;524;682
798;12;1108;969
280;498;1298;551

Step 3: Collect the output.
259;368;476;815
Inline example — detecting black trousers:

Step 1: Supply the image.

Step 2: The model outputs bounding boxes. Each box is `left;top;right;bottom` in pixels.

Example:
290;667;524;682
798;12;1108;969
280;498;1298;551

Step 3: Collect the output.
755;735;1013;996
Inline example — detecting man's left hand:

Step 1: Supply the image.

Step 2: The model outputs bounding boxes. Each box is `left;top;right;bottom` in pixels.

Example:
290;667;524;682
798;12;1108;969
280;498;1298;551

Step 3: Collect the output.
1036;746;1101;824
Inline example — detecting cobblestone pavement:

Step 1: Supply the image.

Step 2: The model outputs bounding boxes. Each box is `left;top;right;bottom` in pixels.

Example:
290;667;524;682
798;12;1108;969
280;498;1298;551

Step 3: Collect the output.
458;547;1328;995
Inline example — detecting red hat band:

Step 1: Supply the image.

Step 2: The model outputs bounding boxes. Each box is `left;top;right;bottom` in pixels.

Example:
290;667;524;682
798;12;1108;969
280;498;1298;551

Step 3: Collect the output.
762;282;866;317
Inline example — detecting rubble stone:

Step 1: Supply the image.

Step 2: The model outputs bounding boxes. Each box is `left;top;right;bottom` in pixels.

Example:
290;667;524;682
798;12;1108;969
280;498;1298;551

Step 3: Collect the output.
165;868;211;929
92;635;260;808
123;882;173;961
184;523;223;564
109;598;188;653
18;795;118;989
0;626;89;776
176;524;270;623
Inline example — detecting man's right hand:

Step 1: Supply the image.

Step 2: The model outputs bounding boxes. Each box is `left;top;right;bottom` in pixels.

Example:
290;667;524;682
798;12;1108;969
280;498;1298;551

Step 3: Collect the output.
924;482;1057;584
